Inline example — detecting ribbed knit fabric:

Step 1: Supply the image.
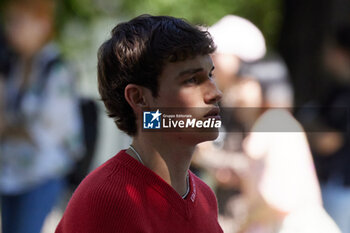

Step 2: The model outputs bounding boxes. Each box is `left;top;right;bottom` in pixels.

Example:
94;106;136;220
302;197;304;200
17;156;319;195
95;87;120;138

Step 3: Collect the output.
56;150;223;233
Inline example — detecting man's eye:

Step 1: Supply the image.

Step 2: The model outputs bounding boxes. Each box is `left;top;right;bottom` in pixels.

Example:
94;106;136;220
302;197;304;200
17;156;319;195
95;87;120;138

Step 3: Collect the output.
184;77;198;84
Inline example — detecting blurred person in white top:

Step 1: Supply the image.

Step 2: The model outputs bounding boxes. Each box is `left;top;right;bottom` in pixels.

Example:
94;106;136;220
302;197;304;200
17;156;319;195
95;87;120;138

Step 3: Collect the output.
193;14;341;233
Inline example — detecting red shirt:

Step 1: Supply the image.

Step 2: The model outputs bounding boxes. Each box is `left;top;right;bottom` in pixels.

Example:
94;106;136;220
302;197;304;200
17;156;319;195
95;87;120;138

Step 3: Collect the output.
56;150;223;233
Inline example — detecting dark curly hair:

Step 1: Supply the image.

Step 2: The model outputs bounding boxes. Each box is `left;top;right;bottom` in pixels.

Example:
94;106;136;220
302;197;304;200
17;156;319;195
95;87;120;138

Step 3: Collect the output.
97;15;216;136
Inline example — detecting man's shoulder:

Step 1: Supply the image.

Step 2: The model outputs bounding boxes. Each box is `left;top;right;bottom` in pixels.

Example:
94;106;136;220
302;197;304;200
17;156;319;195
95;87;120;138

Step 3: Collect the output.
83;151;124;181
58;150;141;231
70;150;132;202
56;151;137;233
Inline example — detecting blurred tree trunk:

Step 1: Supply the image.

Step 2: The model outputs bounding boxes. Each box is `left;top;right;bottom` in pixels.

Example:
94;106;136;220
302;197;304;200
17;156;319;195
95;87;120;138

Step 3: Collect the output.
279;0;350;105
278;0;331;105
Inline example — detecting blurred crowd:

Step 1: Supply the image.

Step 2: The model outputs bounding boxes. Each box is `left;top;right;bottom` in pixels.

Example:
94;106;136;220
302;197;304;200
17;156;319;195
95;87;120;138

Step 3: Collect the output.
1;0;350;233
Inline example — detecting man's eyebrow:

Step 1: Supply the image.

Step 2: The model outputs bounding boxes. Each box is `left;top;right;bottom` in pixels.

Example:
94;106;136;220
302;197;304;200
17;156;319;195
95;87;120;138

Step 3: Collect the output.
177;68;204;78
177;66;215;77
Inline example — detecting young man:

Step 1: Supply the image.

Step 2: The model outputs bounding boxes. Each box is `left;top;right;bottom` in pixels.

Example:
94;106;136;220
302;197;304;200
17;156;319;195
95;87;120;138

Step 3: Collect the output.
56;15;223;233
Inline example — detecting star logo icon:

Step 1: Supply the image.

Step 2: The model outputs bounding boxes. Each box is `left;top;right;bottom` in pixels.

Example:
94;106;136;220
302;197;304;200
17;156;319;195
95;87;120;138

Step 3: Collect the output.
150;109;162;122
143;109;162;129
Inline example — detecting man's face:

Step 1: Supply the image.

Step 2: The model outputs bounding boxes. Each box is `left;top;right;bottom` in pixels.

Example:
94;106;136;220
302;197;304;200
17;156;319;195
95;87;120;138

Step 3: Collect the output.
144;54;222;144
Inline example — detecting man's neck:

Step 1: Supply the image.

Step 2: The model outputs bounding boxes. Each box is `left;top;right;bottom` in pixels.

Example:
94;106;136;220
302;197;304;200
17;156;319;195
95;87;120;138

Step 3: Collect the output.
127;134;194;197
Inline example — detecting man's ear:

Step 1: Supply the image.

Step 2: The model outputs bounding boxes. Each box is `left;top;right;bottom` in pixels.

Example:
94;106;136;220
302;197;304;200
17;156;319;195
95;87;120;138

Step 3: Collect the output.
124;84;147;115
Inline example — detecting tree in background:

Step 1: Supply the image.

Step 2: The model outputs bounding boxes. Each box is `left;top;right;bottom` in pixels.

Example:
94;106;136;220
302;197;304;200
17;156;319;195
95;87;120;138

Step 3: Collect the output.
1;0;283;49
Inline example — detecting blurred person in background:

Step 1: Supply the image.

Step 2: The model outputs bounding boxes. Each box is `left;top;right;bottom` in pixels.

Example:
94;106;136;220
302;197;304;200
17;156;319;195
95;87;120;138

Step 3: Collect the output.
192;15;268;232
241;110;340;233
300;25;350;233
0;0;83;232
208;15;266;93
194;14;340;233
239;55;293;109
191;15;267;232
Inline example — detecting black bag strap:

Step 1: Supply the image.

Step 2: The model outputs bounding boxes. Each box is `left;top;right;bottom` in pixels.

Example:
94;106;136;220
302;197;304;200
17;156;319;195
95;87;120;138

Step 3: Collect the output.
36;56;63;97
8;56;63;121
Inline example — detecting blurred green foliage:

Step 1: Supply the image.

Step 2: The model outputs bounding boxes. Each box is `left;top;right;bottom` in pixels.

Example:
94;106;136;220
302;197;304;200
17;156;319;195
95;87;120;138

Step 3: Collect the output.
119;0;283;48
57;0;283;49
0;0;283;48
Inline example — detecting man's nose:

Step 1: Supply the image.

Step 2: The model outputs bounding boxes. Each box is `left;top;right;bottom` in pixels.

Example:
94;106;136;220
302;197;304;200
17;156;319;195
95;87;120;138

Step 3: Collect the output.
204;79;222;104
